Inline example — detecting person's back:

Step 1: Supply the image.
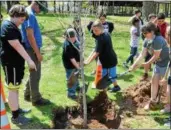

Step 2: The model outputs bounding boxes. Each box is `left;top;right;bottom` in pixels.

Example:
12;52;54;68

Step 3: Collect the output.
96;32;117;68
21;6;42;49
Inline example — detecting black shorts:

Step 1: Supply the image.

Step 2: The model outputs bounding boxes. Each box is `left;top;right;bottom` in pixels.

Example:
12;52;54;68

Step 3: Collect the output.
2;64;25;86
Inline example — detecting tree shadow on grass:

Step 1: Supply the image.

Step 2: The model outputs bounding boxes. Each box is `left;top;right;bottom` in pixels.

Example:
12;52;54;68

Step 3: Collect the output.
5;103;52;129
15;115;50;129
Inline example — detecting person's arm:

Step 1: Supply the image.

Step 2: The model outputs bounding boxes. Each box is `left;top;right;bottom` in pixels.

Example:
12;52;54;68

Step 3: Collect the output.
70;58;80;69
164;62;170;80
145;50;161;65
8;40;36;70
108;22;114;33
26;28;42;62
128;15;135;23
129;47;147;71
84;52;99;65
87;21;93;32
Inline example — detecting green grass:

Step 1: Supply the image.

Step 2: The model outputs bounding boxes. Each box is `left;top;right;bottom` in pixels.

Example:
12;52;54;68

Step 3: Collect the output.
1;14;170;129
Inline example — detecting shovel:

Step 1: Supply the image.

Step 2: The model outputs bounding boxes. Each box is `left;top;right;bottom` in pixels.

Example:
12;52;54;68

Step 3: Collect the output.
96;70;130;90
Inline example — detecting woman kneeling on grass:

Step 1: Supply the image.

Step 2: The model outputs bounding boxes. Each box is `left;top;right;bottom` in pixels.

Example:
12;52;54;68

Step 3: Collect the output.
160;26;171;127
84;20;120;92
129;22;169;110
0;5;36;125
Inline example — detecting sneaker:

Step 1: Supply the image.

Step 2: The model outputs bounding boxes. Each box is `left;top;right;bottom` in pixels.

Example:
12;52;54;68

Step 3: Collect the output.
109;85;121;93
140;73;148;81
32;98;51;106
67;95;77;100
11;115;31;125
19;108;31;114
123;62;129;69
24;96;31;102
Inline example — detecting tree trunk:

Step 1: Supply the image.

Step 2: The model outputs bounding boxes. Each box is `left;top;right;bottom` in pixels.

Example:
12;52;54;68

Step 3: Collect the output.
67;1;69;12
6;1;20;13
142;1;156;21
62;2;64;13
58;2;61;13
74;1;75;13
54;0;56;13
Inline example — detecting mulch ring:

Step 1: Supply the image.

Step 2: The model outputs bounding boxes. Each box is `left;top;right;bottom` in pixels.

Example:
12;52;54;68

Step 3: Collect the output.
52;91;121;129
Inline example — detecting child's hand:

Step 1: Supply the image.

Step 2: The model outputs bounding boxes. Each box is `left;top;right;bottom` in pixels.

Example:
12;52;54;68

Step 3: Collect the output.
84;60;89;65
160;78;167;86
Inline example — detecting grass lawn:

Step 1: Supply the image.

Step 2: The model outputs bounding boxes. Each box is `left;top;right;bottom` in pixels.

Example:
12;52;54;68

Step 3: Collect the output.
1;14;170;129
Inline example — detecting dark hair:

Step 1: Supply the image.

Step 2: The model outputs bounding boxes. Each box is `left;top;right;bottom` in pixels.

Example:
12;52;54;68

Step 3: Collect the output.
134;9;141;14
99;13;107;19
157;13;165;19
132;17;139;26
148;13;156;20
9;4;28;19
141;22;157;34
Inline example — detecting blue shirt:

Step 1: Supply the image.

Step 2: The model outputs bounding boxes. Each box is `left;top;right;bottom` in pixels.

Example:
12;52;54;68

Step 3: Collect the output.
21;6;42;49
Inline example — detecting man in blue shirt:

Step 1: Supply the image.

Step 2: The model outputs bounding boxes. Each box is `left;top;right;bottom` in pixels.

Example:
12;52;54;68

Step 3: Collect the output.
21;1;50;106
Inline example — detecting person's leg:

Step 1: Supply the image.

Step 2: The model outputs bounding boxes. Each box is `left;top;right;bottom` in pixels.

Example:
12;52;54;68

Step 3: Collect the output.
108;67;121;92
66;69;77;99
131;47;137;64
125;47;134;64
3;65;30;125
25;49;44;105
161;77;171;113
141;53;151;81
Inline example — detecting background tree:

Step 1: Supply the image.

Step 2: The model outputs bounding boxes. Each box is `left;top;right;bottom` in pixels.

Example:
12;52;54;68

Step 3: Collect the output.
142;1;156;21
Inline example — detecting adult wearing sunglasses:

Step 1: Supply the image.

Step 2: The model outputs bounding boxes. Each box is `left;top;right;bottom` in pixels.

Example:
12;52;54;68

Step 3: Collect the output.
129;22;169;110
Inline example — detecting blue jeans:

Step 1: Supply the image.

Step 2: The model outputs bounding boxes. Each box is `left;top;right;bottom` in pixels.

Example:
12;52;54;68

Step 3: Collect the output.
102;66;117;83
126;47;137;64
65;69;79;96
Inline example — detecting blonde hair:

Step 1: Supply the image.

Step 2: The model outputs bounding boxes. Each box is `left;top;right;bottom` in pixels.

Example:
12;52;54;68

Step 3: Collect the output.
92;20;104;31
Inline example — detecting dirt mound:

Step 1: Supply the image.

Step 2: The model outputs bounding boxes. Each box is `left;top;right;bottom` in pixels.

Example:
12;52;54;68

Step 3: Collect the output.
123;79;166;109
52;91;121;129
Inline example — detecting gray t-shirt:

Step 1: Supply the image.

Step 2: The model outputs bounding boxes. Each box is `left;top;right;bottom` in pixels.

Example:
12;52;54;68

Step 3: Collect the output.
143;35;169;67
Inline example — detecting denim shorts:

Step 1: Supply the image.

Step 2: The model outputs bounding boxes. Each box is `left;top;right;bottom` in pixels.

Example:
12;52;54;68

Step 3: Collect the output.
102;66;117;83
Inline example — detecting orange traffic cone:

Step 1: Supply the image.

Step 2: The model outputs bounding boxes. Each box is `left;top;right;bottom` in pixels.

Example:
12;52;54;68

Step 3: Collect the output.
92;59;102;88
1;88;11;129
0;79;6;103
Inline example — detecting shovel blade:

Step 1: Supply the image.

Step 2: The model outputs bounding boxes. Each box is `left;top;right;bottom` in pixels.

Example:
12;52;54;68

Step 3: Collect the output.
96;74;113;90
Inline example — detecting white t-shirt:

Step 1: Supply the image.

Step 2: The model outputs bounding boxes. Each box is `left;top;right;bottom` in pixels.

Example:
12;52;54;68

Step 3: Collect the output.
102;22;109;33
130;26;139;47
